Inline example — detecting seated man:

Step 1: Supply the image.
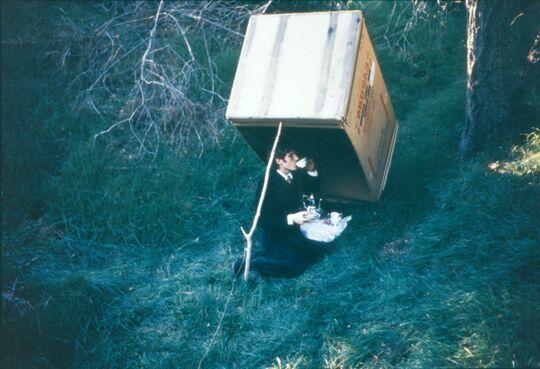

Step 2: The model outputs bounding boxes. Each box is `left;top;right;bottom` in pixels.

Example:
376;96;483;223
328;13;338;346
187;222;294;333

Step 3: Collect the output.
234;146;328;278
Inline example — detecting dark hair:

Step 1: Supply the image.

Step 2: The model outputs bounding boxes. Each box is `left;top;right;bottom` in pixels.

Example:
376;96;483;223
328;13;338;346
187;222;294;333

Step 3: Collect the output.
272;146;296;168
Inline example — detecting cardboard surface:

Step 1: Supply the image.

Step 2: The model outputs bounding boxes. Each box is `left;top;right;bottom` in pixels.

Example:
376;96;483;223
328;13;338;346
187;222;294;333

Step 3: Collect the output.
343;18;398;200
227;11;398;202
237;126;373;201
226;11;362;122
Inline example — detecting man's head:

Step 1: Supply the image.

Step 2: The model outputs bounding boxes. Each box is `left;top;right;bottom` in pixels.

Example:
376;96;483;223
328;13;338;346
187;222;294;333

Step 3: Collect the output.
274;146;299;174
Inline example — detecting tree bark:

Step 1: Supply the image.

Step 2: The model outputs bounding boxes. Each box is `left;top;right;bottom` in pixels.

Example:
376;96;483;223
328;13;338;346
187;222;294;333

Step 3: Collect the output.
460;0;514;156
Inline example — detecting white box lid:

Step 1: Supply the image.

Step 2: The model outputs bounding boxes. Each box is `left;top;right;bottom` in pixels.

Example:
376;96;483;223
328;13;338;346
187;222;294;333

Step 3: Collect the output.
226;11;362;123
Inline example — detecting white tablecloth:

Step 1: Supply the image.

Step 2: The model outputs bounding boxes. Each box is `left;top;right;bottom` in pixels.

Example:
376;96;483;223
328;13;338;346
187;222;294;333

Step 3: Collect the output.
300;216;352;243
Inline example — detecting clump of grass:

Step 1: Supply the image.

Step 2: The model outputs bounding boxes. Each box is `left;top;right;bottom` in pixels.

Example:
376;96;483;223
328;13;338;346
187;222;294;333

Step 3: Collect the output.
488;129;540;178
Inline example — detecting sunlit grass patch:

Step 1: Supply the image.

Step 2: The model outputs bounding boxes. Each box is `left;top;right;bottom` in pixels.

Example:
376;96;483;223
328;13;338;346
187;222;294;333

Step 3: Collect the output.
488;128;540;178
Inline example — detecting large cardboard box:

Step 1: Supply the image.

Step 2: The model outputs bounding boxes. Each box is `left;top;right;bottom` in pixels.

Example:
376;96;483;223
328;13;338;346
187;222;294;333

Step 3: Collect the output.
226;11;398;202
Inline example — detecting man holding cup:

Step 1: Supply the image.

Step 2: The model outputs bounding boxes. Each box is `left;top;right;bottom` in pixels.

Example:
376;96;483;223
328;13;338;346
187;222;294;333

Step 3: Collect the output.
233;146;328;278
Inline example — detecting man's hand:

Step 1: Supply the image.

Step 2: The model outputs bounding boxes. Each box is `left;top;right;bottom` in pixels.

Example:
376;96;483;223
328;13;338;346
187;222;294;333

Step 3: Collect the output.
291;211;312;225
305;158;316;172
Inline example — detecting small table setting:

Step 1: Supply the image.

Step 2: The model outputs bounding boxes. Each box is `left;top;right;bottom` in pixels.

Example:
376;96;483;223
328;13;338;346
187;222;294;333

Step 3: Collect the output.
299;194;352;243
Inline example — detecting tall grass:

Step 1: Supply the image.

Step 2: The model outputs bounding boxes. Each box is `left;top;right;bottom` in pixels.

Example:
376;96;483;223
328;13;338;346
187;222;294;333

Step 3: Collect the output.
2;1;539;369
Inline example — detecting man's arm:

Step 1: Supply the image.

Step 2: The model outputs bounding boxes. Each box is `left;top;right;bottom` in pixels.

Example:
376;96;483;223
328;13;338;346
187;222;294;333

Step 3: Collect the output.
302;159;321;196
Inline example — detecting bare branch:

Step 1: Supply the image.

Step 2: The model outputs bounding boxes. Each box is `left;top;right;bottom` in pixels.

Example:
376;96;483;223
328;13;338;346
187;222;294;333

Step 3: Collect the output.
54;1;260;156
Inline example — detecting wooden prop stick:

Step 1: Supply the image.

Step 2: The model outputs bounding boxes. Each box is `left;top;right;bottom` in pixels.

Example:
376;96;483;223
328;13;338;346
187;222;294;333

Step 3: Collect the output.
240;122;283;281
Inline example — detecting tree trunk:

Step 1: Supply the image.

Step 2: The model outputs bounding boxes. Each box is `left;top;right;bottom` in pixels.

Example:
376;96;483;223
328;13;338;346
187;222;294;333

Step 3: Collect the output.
460;0;514;156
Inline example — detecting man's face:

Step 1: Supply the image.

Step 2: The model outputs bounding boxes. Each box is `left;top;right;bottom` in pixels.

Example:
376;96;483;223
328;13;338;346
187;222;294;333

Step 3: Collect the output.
277;151;299;173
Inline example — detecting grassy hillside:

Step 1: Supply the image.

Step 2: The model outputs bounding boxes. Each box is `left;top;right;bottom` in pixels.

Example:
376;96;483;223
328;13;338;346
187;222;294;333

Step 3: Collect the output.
2;2;539;369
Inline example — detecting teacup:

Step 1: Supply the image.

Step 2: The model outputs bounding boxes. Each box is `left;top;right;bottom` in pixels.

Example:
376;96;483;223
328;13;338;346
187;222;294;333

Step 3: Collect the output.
296;157;307;168
329;212;342;226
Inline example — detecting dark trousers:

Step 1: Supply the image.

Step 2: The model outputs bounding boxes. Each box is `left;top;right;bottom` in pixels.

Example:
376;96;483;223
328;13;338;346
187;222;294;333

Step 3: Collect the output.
248;229;329;278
